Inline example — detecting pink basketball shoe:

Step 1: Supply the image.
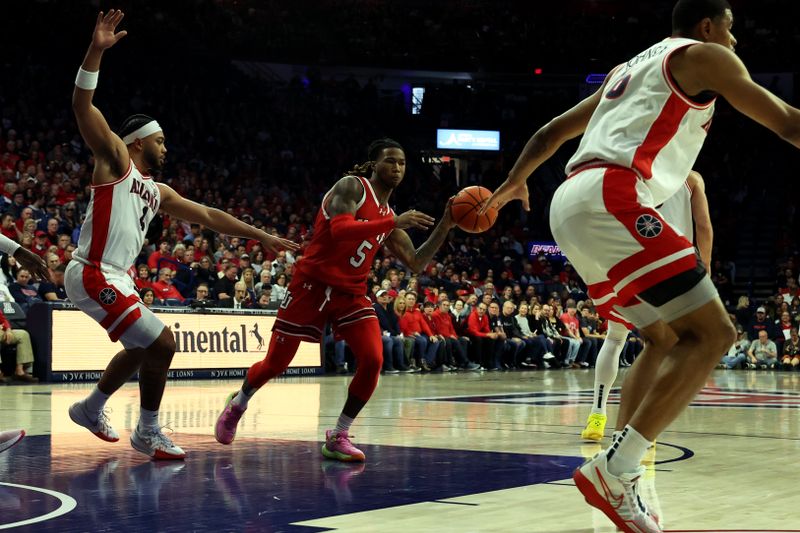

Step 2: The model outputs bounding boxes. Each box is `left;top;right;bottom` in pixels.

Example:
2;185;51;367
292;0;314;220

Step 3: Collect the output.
215;391;246;445
321;430;366;462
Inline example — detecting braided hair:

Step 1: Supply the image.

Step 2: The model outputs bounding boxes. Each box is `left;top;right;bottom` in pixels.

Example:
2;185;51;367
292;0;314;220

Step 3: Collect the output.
343;138;404;177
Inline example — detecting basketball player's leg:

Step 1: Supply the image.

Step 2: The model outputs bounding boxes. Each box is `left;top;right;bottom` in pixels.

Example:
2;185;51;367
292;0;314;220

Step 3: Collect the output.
215;277;324;445
577;279;732;533
108;310;186;460
621;296;733;443
613;320;675;436
214;331;303;445
65;262;168;447
550;169;679;531
582;320;630;442
321;318;383;462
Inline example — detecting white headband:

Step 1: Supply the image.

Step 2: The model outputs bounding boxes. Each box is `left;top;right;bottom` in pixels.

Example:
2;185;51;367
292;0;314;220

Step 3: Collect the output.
122;120;162;145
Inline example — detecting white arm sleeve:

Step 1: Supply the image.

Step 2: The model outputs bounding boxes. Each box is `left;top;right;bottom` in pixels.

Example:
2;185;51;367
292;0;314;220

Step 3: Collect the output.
0;233;20;256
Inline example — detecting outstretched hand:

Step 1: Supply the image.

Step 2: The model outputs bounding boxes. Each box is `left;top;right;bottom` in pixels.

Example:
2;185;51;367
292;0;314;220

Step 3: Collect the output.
260;233;301;255
14;248;51;282
480;179;530;214
92;9;128;50
440;196;457;230
394;209;435;231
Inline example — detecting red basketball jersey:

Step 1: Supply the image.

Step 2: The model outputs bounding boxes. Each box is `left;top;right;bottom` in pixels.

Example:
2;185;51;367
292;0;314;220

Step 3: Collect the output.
295;176;394;294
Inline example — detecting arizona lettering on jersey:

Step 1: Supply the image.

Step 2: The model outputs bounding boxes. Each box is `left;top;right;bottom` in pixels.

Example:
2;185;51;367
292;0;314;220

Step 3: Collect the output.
74;160;160;271
295;176;394;294
567;37;715;205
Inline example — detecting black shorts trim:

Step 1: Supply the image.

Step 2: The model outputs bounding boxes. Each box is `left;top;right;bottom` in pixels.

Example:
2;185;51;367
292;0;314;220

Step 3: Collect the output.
639;252;707;308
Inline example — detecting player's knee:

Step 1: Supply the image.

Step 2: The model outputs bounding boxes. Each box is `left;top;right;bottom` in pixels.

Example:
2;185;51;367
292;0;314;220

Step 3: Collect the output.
677;316;735;359
151;329;176;358
707;320;737;356
640;321;678;352
359;347;383;374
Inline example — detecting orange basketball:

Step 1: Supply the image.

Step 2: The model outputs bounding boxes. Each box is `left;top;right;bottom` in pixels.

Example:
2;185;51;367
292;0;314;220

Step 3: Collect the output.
450;186;498;233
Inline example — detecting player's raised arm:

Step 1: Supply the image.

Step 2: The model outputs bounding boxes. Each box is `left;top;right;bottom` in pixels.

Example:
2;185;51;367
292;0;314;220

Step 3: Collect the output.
385;198;456;274
72;10;129;181
678;43;800;148
481;70;617;214
157;184;300;255
687;170;713;270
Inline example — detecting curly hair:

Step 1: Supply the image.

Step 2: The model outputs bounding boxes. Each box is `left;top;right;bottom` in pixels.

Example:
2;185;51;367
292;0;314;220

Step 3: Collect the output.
342;138;404;177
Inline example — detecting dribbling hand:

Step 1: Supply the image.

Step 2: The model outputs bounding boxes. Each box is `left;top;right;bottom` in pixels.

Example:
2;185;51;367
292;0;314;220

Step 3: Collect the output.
92;10;128;50
394;209;435;231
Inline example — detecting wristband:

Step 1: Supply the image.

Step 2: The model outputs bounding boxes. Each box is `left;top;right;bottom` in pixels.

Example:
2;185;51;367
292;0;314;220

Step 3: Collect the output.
75;67;99;90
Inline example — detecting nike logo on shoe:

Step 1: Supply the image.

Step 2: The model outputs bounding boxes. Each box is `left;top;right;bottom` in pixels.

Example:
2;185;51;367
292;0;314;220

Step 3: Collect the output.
595;467;625;510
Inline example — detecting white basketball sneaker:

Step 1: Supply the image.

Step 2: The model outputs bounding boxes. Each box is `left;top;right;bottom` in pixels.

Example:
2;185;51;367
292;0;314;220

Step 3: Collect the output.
573;450;661;533
0;429;25;453
131;426;186;460
69;402;120;442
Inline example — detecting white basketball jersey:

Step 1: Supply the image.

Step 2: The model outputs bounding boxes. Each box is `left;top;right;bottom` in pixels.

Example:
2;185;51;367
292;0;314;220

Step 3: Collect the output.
566;37;715;205
74;160;160;271
657;180;693;241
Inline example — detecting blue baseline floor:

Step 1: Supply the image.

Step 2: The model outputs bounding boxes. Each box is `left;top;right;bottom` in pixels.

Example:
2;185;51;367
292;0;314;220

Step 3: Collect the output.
0;433;584;532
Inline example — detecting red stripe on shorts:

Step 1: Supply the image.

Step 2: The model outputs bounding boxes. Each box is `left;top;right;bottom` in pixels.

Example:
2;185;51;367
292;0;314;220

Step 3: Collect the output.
601;167;695;299
108;307;142;342
82;265;141;331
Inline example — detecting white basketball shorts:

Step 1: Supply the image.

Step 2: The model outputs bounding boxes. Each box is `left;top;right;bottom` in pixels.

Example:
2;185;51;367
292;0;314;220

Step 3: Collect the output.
65;260;165;350
549;165;717;329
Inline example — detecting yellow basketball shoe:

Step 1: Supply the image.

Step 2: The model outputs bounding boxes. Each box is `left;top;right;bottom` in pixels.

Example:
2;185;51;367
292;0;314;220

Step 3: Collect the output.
581;413;607;442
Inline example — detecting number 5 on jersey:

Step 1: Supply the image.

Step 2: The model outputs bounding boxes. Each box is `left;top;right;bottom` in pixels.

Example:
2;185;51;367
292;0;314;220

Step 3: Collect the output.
350;240;374;268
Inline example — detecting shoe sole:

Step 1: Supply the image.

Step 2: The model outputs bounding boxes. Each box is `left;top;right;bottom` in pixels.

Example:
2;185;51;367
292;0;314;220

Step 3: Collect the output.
321;444;365;463
573;468;659;533
130;434;186;461
580;431;603;442
68;404;119;443
0;430;25;453
214;392;241;445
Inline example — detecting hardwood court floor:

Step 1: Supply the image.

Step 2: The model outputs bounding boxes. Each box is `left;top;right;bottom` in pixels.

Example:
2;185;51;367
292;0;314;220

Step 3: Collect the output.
1;369;799;532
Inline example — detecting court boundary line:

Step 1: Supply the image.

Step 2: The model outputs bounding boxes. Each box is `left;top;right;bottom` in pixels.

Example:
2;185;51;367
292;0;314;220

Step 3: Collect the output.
0;482;77;530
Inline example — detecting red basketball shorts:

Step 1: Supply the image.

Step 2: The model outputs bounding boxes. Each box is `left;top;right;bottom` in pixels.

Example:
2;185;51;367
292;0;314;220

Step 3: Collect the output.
272;273;377;342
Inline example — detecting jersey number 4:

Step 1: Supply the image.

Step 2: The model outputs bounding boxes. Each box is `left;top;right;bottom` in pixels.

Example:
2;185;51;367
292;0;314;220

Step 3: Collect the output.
349;240;374;268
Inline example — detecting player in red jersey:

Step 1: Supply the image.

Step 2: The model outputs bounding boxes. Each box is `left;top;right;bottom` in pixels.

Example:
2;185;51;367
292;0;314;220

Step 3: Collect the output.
215;138;457;461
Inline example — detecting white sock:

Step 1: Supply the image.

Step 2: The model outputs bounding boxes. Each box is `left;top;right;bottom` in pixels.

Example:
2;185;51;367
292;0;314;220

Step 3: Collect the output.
606;425;651;476
83;387;110;417
138;408;159;432
591;323;627;415
232;389;254;408
334;413;355;435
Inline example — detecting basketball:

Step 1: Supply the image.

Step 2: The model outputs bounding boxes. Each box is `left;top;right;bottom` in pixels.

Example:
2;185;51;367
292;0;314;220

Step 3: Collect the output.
450;186;498;233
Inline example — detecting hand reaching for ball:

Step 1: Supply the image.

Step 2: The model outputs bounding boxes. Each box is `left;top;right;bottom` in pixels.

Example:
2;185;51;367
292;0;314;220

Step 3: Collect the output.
450;186;498;233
